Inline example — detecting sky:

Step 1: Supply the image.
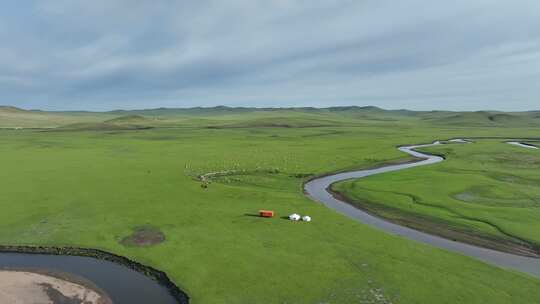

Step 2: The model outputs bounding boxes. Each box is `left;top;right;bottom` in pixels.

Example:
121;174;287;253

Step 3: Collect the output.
1;1;539;111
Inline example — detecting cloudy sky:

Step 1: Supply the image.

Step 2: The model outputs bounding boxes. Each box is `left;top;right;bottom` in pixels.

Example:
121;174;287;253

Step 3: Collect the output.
1;1;539;111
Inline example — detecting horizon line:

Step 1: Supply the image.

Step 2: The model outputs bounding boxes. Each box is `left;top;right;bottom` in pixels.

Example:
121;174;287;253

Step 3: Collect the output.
2;104;539;114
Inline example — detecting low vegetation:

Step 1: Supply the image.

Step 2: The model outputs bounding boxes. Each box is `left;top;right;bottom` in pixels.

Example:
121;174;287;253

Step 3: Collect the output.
333;140;540;257
1;106;539;303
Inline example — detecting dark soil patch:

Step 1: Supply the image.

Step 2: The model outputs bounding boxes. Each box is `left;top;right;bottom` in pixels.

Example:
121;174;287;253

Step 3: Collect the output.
120;226;165;247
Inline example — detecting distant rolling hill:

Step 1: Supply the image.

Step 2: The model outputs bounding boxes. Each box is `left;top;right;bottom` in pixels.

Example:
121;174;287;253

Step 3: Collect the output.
105;114;151;124
206;116;343;129
0;106;118;128
419;111;539;126
1;105;539;129
52;115;157;131
52;122;152;131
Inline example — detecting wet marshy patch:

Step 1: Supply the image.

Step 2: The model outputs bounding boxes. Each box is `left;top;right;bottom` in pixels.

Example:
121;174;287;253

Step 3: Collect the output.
120;226;165;247
487;172;540;186
492;153;540;168
452;185;539;208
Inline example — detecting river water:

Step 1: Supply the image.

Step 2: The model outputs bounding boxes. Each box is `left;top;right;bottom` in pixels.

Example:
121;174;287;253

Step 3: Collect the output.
507;141;539;149
304;141;540;278
0;252;181;303
1;140;537;304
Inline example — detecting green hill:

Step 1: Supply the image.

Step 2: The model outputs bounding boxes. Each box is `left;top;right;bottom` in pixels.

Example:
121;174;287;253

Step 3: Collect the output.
2;105;540;129
421;111;535;126
105;114;150;124
53;122;152;131
0;106;28;113
207;116;342;129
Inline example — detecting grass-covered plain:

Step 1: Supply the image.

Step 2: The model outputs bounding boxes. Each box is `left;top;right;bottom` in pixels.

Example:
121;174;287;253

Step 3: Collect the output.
333;140;540;257
1;106;540;303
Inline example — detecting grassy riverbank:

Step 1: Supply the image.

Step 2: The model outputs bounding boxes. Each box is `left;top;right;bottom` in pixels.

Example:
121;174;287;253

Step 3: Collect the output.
333;140;540;257
1;106;540;303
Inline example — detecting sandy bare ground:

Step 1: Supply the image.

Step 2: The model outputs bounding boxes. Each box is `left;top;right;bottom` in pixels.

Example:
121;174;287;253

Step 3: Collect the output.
0;270;112;304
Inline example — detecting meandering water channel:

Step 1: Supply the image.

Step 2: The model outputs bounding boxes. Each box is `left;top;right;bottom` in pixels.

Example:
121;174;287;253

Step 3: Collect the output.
304;140;540;278
0;139;538;303
507;141;540;149
0;252;184;303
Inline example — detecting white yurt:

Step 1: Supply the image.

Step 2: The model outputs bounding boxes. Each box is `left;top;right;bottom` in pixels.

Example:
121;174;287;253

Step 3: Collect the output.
289;213;301;221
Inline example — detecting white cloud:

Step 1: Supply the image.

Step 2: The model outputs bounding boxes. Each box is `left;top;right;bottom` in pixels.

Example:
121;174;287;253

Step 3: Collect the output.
0;0;539;110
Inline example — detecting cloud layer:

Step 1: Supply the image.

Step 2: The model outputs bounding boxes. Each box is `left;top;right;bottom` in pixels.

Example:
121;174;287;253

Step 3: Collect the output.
1;1;539;110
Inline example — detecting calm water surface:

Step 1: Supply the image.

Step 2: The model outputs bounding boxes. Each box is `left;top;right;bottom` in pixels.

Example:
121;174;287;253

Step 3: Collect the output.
304;141;540;278
0;252;180;303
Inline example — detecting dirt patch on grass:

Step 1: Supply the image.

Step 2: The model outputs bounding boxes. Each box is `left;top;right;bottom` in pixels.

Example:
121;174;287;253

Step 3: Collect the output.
120;226;165;247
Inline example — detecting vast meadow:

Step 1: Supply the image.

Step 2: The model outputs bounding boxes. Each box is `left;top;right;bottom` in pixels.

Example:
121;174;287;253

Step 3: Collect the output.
1;106;540;303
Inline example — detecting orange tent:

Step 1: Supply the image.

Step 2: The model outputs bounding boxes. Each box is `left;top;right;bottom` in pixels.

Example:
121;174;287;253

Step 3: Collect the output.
259;210;274;218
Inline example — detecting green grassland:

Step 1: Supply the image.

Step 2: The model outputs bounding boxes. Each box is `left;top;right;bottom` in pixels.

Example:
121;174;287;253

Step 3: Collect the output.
332;140;540;257
1;106;540;303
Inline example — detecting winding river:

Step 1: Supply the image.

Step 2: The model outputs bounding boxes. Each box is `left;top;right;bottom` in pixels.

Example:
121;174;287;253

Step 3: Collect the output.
1;139;538;303
304;140;540;278
507;141;539;149
0;251;185;303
